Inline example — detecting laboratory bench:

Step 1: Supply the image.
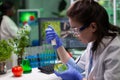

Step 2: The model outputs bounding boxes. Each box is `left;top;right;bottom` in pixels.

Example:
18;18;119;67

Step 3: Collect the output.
0;68;62;80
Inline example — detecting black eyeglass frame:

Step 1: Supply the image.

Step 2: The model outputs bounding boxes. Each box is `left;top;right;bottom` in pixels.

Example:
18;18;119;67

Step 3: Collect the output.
79;22;91;32
69;22;91;35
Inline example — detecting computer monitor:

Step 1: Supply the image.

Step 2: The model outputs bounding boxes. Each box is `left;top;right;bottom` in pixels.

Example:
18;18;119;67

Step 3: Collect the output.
38;18;86;49
17;9;40;46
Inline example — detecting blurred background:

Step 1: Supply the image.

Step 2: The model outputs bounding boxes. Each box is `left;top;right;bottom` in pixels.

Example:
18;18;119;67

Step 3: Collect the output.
0;0;120;71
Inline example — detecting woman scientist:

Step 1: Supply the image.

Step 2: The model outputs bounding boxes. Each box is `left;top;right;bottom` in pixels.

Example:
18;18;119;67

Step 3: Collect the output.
0;1;18;69
46;0;120;80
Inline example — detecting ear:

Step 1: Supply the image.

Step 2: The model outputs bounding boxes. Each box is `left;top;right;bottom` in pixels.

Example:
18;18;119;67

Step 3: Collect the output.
90;22;97;32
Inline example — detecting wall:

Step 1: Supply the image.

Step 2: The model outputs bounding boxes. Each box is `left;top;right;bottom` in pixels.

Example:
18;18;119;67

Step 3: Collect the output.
25;0;70;17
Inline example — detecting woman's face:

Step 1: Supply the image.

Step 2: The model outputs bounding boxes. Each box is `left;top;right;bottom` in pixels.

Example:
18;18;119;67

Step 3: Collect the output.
69;18;97;44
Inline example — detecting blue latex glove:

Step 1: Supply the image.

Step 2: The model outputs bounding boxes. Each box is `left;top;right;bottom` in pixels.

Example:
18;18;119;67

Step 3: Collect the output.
45;25;62;49
54;64;83;80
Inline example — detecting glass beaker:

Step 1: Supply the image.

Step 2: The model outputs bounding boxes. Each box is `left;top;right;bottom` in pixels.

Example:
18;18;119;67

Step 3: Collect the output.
0;61;7;74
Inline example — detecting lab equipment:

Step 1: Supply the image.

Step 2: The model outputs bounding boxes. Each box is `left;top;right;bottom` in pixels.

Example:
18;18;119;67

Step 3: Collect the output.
45;25;62;49
54;63;83;80
38;64;55;74
54;63;68;73
21;59;32;73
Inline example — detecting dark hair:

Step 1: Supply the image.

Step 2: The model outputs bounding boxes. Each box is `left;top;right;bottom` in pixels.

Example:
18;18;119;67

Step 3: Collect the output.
67;0;120;52
0;1;14;24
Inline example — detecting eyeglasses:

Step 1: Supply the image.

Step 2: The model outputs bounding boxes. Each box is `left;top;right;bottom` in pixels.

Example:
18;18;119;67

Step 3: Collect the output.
68;23;90;37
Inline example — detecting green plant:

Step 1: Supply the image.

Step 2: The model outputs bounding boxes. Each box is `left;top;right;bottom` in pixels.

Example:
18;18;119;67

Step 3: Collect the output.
14;24;31;58
0;39;15;62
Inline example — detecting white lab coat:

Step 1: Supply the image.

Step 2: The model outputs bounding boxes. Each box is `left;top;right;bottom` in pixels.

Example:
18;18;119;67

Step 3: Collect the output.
76;35;120;80
0;15;18;39
0;15;18;69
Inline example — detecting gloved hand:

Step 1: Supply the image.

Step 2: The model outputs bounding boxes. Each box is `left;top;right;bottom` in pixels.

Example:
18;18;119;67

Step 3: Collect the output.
54;64;83;80
45;25;62;49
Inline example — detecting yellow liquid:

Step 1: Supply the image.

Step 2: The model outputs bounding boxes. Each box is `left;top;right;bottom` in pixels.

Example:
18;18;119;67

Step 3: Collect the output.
54;63;68;73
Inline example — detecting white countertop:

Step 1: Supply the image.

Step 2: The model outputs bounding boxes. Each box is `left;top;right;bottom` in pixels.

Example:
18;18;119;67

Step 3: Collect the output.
0;68;62;80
